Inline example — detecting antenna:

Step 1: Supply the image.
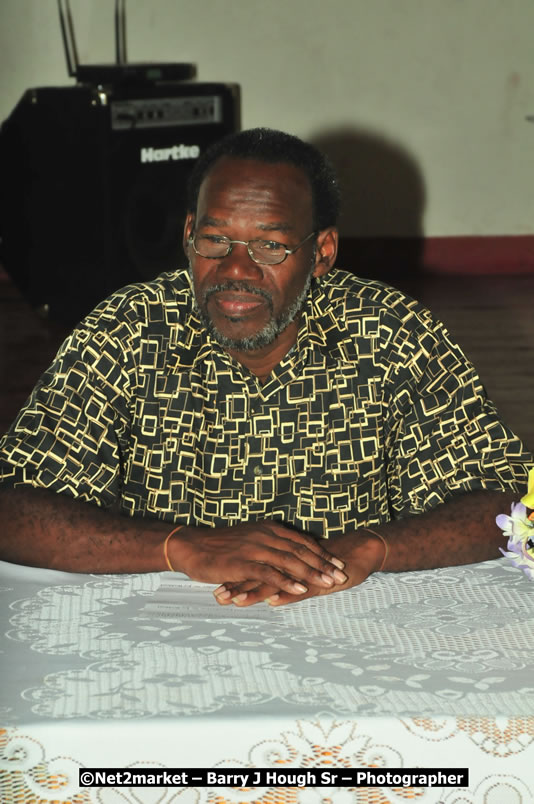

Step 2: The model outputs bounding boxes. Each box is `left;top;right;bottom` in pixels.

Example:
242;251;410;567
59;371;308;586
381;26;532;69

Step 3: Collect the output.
115;0;127;65
57;0;79;78
56;0;195;85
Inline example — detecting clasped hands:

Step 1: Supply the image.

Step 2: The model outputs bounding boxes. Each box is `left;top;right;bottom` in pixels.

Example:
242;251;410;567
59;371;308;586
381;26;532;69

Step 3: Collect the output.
170;520;384;608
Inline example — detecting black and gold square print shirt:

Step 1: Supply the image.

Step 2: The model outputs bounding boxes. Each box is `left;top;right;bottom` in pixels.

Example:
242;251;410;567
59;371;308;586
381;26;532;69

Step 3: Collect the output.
1;268;531;537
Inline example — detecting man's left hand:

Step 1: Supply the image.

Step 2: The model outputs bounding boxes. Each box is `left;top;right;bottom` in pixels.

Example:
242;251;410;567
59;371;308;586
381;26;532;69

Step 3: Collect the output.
213;530;385;607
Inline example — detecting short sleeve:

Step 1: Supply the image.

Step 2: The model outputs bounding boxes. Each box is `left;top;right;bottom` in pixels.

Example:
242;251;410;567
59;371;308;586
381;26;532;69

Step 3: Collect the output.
0;325;132;508
382;308;533;517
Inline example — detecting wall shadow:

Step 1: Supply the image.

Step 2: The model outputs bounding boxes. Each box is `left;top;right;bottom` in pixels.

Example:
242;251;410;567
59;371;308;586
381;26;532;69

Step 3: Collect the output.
309;126;427;295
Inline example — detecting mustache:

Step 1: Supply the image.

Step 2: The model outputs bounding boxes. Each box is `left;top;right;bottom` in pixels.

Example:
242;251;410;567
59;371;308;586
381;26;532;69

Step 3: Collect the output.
203;281;273;306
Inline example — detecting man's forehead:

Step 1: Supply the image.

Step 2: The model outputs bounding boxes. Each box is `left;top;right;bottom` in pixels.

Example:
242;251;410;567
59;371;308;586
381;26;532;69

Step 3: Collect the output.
199;156;311;195
196;213;295;233
194;156;314;221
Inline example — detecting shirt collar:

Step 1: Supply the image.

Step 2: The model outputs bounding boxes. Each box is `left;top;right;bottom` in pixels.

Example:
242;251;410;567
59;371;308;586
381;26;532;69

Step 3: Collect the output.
295;274;360;367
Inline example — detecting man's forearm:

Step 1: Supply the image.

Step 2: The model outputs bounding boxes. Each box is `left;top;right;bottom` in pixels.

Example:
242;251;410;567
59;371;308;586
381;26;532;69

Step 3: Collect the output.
0;486;169;573
0;487;346;594
377;489;516;572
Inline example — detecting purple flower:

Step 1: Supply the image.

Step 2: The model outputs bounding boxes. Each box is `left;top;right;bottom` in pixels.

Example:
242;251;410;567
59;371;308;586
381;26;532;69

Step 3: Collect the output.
496;501;534;581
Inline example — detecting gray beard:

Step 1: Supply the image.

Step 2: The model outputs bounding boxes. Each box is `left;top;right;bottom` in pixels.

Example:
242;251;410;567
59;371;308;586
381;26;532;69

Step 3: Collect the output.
188;260;314;352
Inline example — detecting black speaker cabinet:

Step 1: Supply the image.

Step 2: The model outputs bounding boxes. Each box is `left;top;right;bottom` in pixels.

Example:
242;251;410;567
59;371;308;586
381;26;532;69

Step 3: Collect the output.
0;82;240;323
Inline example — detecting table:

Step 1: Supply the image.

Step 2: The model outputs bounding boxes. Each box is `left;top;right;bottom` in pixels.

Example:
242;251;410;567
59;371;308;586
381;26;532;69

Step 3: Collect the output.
1;557;534;803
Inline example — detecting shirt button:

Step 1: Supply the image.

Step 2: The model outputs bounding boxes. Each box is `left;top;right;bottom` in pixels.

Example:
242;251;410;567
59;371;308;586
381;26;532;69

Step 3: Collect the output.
253;466;262;476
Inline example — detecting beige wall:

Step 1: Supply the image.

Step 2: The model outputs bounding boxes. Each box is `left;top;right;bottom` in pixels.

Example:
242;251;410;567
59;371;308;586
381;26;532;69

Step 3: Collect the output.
2;0;534;237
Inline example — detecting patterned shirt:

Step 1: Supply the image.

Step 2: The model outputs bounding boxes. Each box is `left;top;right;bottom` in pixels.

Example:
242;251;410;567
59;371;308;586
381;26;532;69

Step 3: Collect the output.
0;268;531;537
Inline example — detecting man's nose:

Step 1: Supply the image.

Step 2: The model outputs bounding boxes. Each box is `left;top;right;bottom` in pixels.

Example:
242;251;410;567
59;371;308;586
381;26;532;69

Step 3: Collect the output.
216;241;263;280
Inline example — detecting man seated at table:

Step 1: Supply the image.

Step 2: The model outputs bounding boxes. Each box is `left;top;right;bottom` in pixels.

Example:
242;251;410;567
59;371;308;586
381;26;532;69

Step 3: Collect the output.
0;127;532;606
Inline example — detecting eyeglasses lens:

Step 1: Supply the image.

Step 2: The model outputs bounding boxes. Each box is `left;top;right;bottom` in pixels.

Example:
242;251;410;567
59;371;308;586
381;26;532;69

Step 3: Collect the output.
193;236;286;265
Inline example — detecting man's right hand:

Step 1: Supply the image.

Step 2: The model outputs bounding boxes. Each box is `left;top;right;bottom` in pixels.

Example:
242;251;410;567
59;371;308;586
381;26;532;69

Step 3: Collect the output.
169;520;347;595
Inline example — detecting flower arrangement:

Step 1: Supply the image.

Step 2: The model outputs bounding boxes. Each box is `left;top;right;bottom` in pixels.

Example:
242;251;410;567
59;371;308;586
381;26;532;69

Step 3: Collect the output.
496;468;534;579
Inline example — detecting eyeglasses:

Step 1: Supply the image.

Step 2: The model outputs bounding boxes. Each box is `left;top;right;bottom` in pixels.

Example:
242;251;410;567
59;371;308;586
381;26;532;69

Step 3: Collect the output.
188;231;317;265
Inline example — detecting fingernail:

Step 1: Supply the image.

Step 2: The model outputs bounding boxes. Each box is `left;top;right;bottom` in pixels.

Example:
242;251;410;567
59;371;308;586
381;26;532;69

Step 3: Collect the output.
321;573;334;586
332;569;348;584
213;586;229;598
293;583;308;594
214;589;231;600
265;595;280;605
331;557;345;570
232;593;248;604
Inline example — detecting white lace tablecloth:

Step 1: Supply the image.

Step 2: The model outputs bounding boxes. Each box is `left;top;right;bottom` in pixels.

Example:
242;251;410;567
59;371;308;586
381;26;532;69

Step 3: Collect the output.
1;558;534;803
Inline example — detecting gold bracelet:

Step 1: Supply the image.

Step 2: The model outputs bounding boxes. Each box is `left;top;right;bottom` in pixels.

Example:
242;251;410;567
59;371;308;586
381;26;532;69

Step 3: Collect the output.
163;525;183;572
361;527;388;572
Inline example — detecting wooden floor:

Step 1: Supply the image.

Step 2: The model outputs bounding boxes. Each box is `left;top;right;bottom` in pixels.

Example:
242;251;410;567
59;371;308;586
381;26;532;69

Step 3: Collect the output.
1;270;533;451
407;274;534;452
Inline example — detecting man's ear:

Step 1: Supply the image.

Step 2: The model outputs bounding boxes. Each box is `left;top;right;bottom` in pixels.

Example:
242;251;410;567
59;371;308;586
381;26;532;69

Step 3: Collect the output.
183;212;195;254
312;227;339;278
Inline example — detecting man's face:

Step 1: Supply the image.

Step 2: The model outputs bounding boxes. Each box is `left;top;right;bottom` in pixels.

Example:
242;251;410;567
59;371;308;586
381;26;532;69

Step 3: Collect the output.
184;157;331;352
